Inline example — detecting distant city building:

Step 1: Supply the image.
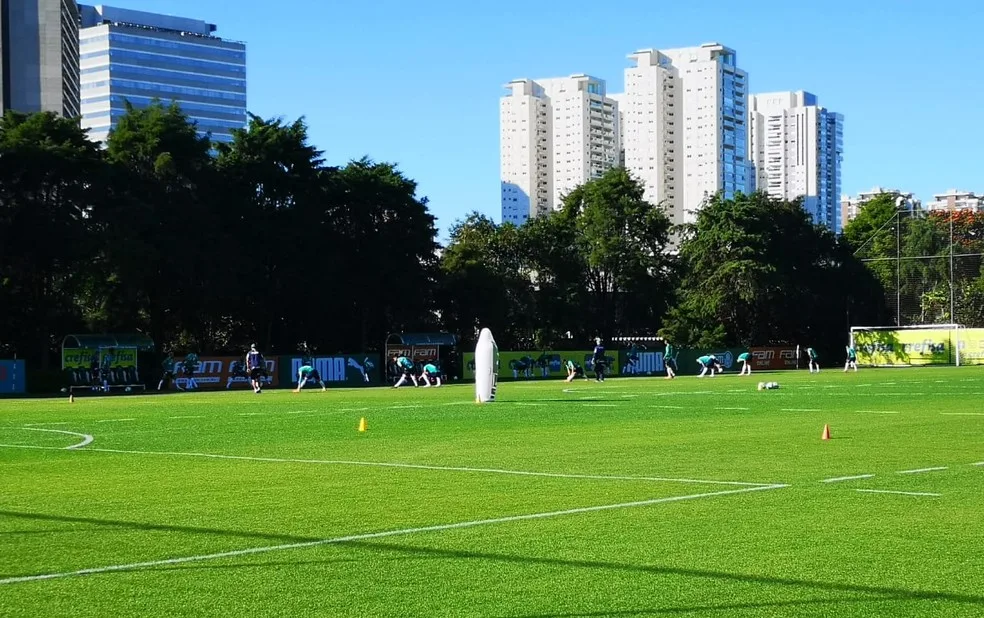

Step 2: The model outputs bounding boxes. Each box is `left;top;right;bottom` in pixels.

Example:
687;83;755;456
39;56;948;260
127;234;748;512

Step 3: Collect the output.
840;187;921;229
500;74;619;225
924;189;983;213
78;4;246;145
617;43;752;225
749;90;843;232
0;0;80;117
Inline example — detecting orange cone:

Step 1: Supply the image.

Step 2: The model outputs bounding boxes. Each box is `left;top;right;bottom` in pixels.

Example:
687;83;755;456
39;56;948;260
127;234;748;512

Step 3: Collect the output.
358;417;367;432
821;424;831;441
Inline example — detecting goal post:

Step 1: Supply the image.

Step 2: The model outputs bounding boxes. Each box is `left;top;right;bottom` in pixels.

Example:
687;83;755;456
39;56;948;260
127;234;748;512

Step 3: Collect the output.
849;324;973;367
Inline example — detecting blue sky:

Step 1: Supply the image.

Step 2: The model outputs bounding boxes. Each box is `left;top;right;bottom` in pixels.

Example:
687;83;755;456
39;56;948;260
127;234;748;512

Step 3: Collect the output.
127;0;982;240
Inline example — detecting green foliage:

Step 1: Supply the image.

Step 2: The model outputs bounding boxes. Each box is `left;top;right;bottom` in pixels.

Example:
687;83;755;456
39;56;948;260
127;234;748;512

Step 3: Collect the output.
661;192;886;350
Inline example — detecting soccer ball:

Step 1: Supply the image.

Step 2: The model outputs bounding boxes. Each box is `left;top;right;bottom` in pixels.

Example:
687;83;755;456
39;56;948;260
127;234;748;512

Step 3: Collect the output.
124;386;132;393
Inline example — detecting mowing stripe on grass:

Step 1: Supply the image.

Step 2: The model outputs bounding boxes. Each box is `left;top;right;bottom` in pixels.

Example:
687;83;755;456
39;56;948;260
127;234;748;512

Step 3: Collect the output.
855;489;941;497
21;428;92;450
0;436;778;487
897;467;948;475
0;483;787;586
820;474;874;483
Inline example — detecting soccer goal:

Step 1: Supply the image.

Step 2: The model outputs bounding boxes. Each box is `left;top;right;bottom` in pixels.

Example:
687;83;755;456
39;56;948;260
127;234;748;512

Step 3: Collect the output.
848;324;970;367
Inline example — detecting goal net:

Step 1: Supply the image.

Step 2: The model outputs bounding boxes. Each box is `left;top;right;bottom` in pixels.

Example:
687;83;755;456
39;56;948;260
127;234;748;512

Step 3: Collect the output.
848;324;984;367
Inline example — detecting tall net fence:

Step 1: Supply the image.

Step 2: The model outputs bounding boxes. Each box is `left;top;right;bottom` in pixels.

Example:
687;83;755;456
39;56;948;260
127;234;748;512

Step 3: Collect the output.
855;209;984;327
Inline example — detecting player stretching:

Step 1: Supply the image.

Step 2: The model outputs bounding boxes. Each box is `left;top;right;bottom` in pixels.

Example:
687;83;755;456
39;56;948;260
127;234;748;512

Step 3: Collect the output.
737;351;752;375
844;345;858;372
245;344;266;393
393;356;418;388
158;352;181;391
806;347;820;373
565;358;587;382
295;364;326;392
419;363;442;387
697;354;719;377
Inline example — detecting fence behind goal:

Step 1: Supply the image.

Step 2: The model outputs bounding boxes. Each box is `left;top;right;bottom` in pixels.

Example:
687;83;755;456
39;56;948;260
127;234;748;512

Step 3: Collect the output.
850;324;984;366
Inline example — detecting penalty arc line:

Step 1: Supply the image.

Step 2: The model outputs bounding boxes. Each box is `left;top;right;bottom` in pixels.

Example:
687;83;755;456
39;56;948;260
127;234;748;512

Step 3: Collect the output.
0;483;787;586
21;427;93;450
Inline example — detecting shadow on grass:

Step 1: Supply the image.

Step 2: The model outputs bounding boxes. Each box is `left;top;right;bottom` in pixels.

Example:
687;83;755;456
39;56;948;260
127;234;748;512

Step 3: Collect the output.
2;510;982;610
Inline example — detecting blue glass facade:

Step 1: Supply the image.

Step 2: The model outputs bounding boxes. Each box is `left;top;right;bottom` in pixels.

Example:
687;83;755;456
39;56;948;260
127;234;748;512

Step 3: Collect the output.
79;13;246;145
721;68;750;199
816;110;843;232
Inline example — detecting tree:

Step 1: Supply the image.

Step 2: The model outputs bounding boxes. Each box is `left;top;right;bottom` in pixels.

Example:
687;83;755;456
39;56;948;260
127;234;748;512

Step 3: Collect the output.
661;191;887;350
558;168;674;339
0;111;106;367
439;213;534;348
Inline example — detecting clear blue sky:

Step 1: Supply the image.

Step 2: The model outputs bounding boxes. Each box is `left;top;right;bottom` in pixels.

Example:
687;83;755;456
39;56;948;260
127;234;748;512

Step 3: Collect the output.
129;0;982;240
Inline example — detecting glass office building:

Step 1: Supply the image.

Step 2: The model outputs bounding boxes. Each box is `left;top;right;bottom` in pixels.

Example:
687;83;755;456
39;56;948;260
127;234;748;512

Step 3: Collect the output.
78;4;246;145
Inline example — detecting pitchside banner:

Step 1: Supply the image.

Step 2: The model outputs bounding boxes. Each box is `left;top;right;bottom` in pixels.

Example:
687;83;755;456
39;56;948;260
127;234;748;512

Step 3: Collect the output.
384;344;439;364
854;328;984;366
173;355;279;389
674;348;748;374
281;354;381;387
62;347;137;369
853;329;953;366
461;351;620;380
749;347;800;370
0;360;26;393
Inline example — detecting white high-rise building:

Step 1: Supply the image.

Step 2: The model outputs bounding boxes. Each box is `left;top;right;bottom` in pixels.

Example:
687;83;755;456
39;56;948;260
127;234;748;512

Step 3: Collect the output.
749;91;843;231
925;189;983;213
500;74;619;226
618;43;751;225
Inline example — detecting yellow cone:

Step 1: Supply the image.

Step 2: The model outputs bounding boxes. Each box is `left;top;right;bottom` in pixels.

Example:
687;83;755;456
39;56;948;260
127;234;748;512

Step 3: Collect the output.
358;417;367;432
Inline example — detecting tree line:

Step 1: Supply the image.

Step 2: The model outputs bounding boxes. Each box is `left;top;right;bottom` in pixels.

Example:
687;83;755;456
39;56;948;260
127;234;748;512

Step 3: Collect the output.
5;101;952;375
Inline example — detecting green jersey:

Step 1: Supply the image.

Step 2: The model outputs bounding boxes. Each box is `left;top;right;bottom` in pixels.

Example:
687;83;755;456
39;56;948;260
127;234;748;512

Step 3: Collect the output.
738;352;750;362
162;357;175;372
807;348;818;359
397;356;413;369
423;363;438;374
299;365;314;376
697;355;712;364
846;346;856;359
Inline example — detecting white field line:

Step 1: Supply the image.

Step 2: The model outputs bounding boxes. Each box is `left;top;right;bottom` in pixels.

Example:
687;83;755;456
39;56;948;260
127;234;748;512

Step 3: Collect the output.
973;462;984;467
897;466;948;475
238;413;266;416
715;407;749;411
651;405;683;409
582;404;617;407
0;440;778;488
21;428;93;450
855;489;941;497
0;483;786;586
820;474;875;483
168;416;205;420
23;422;70;427
782;408;821;412
858;410;900;414
95;418;135;423
941;412;984;416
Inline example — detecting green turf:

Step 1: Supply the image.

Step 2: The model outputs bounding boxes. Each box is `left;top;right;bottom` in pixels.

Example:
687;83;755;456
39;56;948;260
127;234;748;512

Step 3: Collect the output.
1;368;982;617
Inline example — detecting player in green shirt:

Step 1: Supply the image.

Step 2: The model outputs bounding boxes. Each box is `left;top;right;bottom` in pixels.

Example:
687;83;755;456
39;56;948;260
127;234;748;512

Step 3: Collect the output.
737;351;751;375
393;356;419;388
295;363;326;392
660;338;677;379
564;358;586;382
844;345;858;372
158;352;181;391
806;347;820;373
419;362;442;387
182;352;200;390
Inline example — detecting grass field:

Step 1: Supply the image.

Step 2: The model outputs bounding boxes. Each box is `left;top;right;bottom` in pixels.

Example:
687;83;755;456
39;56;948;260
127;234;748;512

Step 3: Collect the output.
1;367;983;617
